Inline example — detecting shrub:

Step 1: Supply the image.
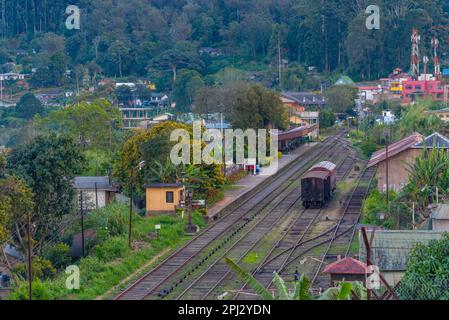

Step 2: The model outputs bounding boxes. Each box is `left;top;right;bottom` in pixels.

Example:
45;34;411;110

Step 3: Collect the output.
43;243;71;270
92;236;129;262
13;257;56;280
9;279;51;300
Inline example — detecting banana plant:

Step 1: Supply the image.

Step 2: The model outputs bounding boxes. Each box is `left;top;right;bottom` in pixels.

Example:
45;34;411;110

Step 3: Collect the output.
225;257;366;300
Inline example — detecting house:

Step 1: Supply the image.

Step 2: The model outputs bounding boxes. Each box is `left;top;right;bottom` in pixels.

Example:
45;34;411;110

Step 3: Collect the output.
369;132;449;192
144;183;185;214
426;108;449;122
281;92;326;110
335;75;355;86
0;73;25;81
368;133;424;192
323;257;368;287
429;204;449;231
359;230;443;287
401;79;448;103
73;176;119;211
357;85;383;103
376;110;396;125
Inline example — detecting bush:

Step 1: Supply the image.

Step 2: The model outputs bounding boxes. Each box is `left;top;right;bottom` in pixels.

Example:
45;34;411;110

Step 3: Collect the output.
43;243;71;270
92;237;130;262
13;257;56;280
9;279;51;300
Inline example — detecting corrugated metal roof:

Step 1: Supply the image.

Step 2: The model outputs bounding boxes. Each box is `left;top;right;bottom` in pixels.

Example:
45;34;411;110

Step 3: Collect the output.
413;133;449;149
430;204;449;220
367;133;424;168
359;230;444;271
73;176;118;191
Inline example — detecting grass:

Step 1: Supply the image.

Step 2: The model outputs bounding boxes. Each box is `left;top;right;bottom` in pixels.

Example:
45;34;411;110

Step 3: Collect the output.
9;203;207;300
243;252;260;264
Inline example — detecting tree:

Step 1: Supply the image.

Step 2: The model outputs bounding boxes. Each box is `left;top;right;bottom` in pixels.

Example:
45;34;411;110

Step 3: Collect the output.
173;70;204;111
324;85;358;114
398;234;449;300
35;99;121;150
7;133;85;245
15;93;44;119
231;85;288;130
148;42;204;87
319;109;336;129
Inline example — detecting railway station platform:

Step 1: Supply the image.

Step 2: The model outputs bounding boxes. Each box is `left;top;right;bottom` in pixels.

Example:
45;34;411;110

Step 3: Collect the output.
206;142;318;222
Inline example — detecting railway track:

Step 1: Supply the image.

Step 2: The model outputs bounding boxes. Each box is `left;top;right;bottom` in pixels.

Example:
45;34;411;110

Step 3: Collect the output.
310;166;377;291
114;132;348;300
177;145;357;300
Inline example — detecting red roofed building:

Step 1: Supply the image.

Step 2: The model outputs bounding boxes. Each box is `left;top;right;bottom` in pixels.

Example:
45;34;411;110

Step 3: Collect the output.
323;257;368;286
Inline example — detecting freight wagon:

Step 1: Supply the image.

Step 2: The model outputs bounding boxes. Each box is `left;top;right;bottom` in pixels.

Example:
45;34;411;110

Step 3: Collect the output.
301;161;337;208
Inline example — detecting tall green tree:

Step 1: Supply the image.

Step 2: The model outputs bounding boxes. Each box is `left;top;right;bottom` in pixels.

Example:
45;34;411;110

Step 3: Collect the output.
15;93;44;120
7;133;85;244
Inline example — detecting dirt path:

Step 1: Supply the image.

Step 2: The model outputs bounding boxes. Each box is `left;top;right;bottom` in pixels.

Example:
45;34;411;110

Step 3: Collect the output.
95;248;170;300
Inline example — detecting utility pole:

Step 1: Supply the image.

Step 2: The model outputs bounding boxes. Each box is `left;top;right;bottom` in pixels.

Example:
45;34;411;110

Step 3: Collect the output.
385;130;390;214
128;167;134;249
278;37;282;90
80;192;85;257
27;211;32;300
95;182;99;210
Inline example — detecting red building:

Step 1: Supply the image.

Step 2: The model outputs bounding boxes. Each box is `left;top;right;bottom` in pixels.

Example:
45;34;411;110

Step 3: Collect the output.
402;79;445;103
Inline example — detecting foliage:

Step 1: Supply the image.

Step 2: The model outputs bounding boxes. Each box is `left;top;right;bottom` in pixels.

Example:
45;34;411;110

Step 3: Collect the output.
324;85;358;114
172;69;204;111
13;257;56;281
43;243;71;271
7;133;85;244
9;279;51;300
361;189;396;229
319;109;336;129
224;257;366;300
35;99;121;150
93;237;130;262
15;93;44;119
9;204;207;300
404;147;449;218
398;234;449;300
394;103;447;140
0;176;34;251
231;85;288;130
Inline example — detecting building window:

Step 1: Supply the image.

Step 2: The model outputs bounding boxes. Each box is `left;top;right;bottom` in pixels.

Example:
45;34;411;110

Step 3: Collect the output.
166;191;174;203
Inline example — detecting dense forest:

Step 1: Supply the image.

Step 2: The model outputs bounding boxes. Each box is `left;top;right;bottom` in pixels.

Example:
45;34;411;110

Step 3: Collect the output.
0;0;448;90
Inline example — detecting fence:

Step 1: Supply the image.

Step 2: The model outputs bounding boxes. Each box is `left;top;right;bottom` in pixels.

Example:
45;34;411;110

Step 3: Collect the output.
374;275;449;300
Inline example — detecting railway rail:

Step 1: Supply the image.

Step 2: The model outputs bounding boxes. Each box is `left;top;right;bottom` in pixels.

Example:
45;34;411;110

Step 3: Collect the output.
115;134;348;300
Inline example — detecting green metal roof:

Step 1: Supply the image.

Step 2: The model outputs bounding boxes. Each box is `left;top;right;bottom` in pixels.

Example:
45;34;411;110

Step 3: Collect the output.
359;230;444;271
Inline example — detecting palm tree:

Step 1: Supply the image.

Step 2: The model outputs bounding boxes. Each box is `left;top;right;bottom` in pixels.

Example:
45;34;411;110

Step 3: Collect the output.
225;258;366;300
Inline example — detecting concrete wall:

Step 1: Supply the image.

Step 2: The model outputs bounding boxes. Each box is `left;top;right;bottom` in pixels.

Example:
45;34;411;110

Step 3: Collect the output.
376;149;420;192
146;187;184;212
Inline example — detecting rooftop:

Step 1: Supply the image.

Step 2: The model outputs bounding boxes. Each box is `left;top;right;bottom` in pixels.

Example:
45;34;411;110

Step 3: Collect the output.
323;257;368;275
144;183;184;189
368;133;424;168
281;92;326;106
413;132;449;149
430;204;449;220
73;176;118;192
359;230;444;271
